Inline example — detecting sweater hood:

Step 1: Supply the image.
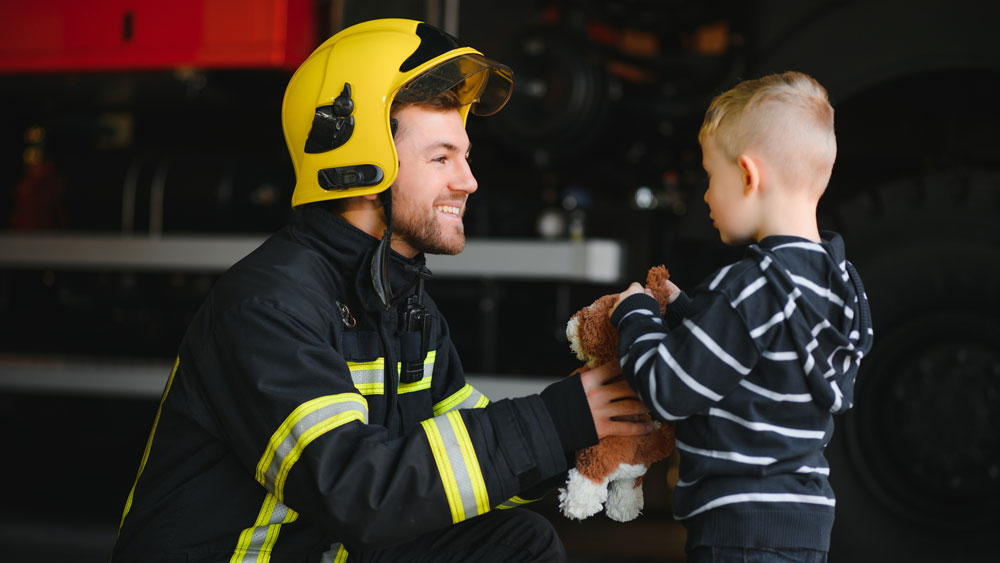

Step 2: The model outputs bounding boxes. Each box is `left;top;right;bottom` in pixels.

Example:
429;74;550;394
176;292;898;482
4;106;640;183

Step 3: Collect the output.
751;232;873;413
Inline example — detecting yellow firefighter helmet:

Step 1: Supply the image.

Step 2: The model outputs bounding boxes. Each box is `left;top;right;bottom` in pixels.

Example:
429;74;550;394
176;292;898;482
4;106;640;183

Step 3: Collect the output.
282;18;514;207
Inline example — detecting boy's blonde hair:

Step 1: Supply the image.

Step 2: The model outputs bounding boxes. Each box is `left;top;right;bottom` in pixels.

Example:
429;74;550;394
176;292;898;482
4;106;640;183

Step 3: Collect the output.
699;71;836;190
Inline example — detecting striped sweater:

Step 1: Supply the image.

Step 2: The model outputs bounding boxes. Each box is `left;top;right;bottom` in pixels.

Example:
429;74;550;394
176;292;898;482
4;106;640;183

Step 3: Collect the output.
611;232;873;551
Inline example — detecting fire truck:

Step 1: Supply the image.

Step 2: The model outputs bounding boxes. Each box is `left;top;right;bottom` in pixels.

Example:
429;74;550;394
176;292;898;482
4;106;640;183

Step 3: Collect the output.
0;1;996;561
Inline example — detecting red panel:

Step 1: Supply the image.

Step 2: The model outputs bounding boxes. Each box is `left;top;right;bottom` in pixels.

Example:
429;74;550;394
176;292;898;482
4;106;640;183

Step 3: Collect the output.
0;0;316;73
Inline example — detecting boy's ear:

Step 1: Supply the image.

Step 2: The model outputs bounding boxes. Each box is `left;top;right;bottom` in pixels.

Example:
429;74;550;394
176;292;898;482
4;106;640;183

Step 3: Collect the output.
737;154;760;195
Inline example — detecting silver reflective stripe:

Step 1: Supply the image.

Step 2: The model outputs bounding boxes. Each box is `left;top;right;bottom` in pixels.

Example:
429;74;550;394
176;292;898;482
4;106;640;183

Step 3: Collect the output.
348;358;385;395
350;351;437;395
421;411;490;523
262;396;368;492
255;394;368;503
432;383;489;416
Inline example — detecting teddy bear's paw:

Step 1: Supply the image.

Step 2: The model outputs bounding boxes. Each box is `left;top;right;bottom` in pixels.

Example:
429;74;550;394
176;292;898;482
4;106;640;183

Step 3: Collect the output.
605;478;645;522
558;468;608;520
603;463;648;522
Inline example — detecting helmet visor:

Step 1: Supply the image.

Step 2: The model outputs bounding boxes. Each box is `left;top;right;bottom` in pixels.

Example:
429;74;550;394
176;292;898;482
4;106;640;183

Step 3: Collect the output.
395;53;514;116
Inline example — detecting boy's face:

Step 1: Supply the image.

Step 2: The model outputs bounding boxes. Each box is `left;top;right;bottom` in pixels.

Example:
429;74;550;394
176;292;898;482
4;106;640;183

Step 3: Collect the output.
390;105;478;257
701;137;756;245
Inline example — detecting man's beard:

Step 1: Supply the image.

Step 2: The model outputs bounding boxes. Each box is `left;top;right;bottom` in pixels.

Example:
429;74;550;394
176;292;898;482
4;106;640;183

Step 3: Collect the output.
390;191;467;255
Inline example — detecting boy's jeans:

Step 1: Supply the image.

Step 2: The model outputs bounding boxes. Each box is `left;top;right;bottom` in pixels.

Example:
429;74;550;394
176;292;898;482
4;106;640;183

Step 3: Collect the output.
687;546;829;563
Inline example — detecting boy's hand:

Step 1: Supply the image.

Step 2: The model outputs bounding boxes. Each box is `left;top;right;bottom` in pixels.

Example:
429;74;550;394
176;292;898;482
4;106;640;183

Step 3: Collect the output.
609;282;652;318
663;279;681;305
579;361;652;439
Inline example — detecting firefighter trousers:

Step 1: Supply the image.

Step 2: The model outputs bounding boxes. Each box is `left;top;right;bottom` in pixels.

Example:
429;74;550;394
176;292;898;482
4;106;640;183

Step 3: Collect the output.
347;507;565;563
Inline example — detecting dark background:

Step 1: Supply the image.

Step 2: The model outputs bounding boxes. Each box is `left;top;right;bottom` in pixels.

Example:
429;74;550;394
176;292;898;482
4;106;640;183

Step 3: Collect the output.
1;0;998;561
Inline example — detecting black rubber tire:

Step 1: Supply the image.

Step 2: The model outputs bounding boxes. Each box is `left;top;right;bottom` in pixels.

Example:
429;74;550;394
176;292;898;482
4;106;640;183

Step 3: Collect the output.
826;170;1000;562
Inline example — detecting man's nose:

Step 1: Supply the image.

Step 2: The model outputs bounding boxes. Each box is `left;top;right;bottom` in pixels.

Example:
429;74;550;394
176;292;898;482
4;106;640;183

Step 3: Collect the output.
452;159;478;194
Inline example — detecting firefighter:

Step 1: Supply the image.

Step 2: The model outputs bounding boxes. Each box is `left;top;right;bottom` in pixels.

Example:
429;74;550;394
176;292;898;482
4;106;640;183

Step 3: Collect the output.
112;18;651;562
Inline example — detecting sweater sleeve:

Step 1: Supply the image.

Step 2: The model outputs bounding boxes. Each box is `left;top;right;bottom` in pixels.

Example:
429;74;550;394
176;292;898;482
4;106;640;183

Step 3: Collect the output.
609;290;760;421
664;290;695;329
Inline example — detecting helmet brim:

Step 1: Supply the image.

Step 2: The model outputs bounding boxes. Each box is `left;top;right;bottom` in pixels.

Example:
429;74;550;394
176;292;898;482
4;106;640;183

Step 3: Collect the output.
394;53;514;116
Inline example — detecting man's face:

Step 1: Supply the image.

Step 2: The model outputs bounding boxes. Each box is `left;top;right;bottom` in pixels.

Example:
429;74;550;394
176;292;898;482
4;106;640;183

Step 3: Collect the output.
390;105;477;257
701;137;755;245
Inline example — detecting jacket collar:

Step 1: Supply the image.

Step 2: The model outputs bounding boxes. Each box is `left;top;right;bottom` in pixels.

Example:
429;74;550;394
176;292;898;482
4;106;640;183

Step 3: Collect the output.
288;206;430;311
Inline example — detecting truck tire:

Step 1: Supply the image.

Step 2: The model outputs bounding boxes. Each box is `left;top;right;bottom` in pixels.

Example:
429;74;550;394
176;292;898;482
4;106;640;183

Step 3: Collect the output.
826;169;1000;562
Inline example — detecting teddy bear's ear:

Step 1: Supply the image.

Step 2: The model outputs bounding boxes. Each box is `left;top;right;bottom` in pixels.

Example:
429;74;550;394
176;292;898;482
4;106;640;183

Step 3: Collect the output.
566;312;588;363
646;265;672;315
573;294;620;364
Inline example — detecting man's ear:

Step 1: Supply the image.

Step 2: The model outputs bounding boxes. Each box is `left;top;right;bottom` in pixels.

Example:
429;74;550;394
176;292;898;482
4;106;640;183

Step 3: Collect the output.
737;154;760;195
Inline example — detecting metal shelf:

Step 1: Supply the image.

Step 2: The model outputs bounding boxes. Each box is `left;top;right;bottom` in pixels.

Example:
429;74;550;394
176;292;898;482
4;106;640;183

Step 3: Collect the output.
0;232;623;282
0;355;556;400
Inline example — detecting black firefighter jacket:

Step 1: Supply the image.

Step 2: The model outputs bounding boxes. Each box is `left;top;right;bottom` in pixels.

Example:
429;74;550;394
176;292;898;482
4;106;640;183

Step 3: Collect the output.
113;206;595;562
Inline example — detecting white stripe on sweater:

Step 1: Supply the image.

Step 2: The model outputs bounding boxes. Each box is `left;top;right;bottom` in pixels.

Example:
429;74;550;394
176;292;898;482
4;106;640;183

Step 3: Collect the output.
647;367;682;421
829;380;843;413
634;332;667;344
683;319;752;375
749;288;801;338
676;492;836;520
708;408;826;439
730;276;767;307
762;350;798;361
658;344;723;401
620;308;656;323
739;380;813;403
709;264;734;290
676;439;776;465
788;272;844;306
771;241;827;254
796;466;831;475
634;347;658;373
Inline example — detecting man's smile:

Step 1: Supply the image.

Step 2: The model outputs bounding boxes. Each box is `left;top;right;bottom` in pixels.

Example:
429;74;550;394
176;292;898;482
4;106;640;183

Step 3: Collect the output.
435;204;463;218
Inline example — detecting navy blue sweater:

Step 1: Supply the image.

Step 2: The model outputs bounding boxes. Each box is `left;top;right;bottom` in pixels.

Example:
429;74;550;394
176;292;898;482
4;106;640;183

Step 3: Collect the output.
611;232;873;551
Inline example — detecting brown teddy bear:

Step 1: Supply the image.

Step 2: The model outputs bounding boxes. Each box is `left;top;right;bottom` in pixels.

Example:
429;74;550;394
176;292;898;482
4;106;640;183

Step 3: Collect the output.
558;265;676;522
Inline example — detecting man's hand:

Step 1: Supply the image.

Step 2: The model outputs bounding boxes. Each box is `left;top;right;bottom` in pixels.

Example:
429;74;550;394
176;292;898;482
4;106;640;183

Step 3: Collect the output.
609;282;652;318
580;361;652;439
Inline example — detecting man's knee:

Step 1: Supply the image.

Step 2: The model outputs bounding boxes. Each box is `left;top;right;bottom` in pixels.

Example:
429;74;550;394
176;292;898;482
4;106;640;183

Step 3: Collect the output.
490;509;565;563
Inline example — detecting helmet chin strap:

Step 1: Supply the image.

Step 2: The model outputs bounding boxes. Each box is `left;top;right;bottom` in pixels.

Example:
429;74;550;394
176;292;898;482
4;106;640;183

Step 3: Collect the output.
371;189;395;311
372;117;403;311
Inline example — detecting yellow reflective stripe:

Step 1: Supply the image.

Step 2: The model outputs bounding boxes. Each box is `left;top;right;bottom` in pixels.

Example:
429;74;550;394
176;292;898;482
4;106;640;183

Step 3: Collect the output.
447;410;490;516
256;394;368;501
420;411;491;523
433;383;489;416
320;543;349;563
421;416;465;522
495;495;536;510
353;381;384;395
398;377;432;393
398;350;436;394
272;410;365;501
349;351;436;395
348;358;385;395
119;356;180;532
230;492;298;563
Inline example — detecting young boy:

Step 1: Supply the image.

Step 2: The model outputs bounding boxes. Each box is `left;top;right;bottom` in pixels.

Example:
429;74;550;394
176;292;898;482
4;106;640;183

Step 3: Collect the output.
609;71;874;562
